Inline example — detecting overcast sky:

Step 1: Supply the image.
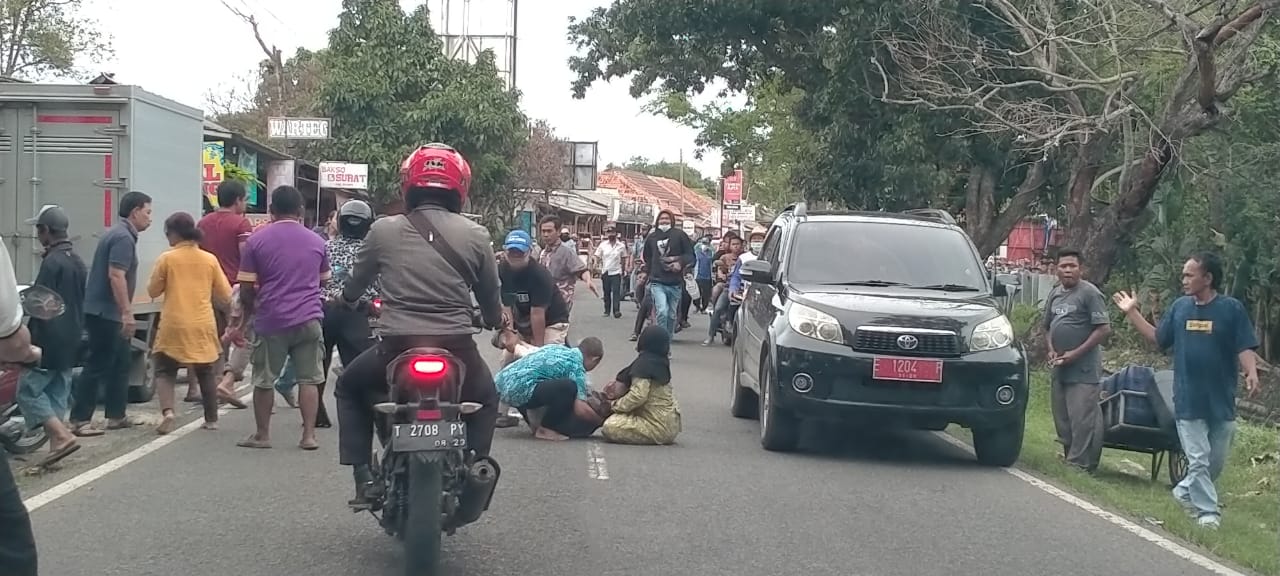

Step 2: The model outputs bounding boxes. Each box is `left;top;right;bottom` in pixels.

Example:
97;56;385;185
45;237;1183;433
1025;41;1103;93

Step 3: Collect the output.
82;0;726;178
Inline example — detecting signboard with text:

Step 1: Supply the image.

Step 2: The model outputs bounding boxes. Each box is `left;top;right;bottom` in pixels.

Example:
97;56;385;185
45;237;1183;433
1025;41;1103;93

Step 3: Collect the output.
319;162;369;189
268;117;331;139
722;169;744;208
726;205;757;222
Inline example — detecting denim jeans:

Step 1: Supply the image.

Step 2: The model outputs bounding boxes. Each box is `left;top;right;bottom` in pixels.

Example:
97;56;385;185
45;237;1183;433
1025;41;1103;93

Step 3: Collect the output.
707;290;731;338
1173;419;1236;520
274;357;297;395
16;368;73;428
648;282;682;336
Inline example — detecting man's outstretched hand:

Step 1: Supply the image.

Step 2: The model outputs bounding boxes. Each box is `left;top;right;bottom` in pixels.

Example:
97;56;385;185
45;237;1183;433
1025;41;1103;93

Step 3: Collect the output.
1111;290;1139;313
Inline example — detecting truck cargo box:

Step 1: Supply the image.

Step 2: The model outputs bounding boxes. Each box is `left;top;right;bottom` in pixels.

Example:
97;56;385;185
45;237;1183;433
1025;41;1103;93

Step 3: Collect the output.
0;83;204;314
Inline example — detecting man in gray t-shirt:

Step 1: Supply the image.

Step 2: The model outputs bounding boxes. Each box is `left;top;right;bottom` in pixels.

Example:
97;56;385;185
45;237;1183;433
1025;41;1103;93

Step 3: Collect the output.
1042;249;1112;472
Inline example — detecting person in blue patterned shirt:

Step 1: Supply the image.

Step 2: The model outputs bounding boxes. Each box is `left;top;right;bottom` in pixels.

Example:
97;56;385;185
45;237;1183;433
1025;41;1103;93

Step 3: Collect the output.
495;336;605;440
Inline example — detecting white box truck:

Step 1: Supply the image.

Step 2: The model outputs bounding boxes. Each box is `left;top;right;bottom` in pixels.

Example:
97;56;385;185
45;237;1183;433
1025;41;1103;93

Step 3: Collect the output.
0;82;204;403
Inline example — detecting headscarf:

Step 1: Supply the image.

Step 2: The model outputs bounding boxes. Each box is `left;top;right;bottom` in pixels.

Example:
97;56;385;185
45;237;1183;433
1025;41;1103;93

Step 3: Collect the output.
615;325;671;386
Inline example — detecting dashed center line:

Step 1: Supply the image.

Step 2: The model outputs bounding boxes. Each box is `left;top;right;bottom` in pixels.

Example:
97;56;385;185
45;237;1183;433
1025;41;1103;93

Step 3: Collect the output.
587;441;609;480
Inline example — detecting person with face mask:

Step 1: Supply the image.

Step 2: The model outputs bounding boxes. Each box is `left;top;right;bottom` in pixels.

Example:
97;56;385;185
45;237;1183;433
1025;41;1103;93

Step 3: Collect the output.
560;228;577;253
641;210;695;337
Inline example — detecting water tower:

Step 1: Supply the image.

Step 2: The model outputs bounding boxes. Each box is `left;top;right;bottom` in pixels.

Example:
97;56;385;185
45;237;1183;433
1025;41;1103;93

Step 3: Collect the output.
426;0;518;89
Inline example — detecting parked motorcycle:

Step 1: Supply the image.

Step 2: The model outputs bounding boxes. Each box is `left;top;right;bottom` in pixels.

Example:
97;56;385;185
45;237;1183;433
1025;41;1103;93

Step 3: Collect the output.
358;344;500;575
0;285;67;456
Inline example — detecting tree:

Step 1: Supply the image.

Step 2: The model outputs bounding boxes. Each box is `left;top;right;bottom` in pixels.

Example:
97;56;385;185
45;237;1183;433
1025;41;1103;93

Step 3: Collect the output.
0;0;111;79
646;79;809;210
206;2;326;144
313;0;528;226
872;0;1280;281
513;119;570;192
568;0;1280;281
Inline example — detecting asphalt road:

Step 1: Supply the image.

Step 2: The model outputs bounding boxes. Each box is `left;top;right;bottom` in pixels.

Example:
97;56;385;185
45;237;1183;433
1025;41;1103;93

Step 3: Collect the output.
22;292;1238;576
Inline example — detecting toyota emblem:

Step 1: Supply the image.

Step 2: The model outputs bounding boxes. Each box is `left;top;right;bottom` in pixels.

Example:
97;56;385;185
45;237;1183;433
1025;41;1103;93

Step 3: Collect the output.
896;335;919;350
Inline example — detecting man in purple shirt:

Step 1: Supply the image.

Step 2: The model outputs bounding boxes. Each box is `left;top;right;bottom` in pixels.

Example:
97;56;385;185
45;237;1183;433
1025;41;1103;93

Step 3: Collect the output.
229;185;330;450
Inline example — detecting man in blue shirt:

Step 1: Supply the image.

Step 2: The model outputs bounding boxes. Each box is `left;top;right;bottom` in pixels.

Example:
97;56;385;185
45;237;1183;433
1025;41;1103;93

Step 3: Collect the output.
1113;251;1260;530
694;235;714;313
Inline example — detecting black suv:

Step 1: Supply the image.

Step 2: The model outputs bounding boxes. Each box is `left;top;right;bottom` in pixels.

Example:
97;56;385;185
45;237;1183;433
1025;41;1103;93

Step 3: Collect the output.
729;204;1027;466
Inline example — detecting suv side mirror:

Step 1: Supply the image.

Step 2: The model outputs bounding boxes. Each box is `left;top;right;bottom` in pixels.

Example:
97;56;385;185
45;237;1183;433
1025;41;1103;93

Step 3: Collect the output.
742;259;774;284
993;273;1021;297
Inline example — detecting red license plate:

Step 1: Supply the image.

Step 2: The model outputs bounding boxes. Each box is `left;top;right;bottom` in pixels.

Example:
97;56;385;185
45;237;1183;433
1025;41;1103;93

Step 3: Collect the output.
872;356;943;383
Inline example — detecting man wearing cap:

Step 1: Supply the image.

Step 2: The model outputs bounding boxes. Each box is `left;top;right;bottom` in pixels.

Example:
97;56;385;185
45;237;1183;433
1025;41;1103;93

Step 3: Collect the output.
17;205;86;465
495;229;571;427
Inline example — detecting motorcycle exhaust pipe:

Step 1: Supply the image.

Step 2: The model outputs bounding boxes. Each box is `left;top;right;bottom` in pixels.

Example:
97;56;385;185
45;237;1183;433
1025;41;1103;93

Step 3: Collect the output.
452;456;501;526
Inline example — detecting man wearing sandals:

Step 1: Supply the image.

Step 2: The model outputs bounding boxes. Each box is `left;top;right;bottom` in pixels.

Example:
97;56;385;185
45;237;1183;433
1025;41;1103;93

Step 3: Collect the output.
226;185;330;451
71;191;153;437
16;205;87;464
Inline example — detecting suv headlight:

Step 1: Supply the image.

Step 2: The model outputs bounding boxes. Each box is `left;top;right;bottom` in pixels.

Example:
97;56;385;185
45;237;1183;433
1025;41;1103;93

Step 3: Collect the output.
787;302;844;344
970;315;1014;351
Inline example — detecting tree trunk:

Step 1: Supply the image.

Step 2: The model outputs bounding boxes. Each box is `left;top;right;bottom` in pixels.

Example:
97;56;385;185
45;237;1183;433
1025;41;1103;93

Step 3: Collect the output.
1079;138;1176;283
970;159;1050;258
1061;134;1112;251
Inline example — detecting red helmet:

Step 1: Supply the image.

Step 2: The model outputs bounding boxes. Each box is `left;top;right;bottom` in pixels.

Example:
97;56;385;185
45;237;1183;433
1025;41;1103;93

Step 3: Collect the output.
400;143;472;207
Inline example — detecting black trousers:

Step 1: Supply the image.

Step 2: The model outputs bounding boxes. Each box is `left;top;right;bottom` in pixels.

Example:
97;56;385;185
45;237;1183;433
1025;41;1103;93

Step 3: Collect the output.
71;314;131;423
0;456;37;576
601;273;623;315
319;304;375;426
519;379;596;438
678;287;692;325
635;291;653;336
696;278;713;311
335;334;498;466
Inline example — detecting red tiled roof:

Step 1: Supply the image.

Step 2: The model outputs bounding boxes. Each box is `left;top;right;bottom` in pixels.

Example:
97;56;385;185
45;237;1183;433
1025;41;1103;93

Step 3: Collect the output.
597;169;714;219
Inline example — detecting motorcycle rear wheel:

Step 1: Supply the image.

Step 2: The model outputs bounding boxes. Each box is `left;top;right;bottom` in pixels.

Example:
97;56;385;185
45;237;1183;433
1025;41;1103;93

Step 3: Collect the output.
403;452;444;576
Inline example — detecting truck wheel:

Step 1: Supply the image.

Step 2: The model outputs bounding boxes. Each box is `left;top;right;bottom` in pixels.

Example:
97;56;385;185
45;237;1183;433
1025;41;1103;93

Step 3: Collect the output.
728;346;757;419
973;417;1025;467
758;358;799;452
127;351;154;404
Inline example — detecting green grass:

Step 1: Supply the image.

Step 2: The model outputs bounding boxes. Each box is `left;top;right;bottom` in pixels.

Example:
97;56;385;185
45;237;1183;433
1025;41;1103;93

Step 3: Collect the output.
951;372;1280;575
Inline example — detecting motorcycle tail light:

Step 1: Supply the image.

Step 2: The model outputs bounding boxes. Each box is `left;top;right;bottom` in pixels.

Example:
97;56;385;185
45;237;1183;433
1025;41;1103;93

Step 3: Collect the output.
404;355;448;390
372;298;382;310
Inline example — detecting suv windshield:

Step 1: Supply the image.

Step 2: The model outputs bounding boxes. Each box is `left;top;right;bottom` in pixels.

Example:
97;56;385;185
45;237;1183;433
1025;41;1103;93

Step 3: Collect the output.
786;220;988;291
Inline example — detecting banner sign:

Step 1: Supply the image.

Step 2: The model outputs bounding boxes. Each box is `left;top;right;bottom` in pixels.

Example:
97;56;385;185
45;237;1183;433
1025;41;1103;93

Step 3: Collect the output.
268;117;331;139
726;205;757;222
611;199;658;225
319;162;369;189
202;141;225;207
722;169;743;207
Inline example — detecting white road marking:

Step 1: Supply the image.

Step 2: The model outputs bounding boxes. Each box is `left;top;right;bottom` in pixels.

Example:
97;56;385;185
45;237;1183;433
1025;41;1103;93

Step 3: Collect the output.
23;386;254;512
587;441;609;480
933;432;1248;576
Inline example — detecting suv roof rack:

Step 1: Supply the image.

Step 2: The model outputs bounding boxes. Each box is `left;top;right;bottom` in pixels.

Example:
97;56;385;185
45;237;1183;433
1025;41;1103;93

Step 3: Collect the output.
782;201;808;220
901;208;956;225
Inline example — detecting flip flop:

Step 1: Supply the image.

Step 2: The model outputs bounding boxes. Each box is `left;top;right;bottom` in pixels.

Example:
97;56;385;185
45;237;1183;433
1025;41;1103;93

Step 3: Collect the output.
72;425;104;437
38;442;81;467
236;435;272;449
156;411;177;435
299;439;319;451
105;419;135;430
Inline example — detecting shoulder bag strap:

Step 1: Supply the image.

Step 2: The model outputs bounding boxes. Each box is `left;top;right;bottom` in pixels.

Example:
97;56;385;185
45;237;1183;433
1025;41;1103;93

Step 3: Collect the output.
404;210;478;286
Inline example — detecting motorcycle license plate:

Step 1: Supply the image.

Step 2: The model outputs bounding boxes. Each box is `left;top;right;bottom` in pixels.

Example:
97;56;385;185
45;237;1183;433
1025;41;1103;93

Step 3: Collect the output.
390;422;467;452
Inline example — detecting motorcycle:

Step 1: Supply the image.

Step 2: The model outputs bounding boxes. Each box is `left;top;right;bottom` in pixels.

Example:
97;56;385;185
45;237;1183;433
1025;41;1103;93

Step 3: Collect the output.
715;291;744;346
0;285;67;456
358;321;501;575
